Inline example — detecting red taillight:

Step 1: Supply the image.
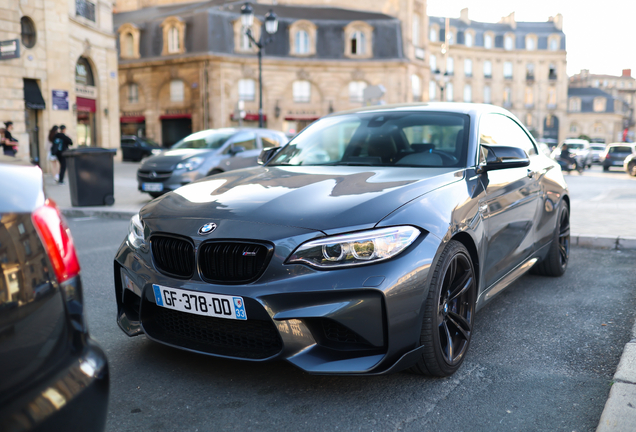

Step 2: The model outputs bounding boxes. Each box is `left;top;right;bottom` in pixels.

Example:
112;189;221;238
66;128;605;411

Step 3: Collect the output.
32;199;81;283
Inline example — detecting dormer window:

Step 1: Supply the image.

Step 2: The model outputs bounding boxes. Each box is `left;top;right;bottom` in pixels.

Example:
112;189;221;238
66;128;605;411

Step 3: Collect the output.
526;34;537;51
234;17;261;54
344;21;373;58
569;97;581;112
484;33;493;49
593;97;606;112
504;34;514;50
161;17;186;56
124;33;134;57
549;35;560;51
429;25;438;42
289;20;317;56
464;31;473;47
118;23;140;59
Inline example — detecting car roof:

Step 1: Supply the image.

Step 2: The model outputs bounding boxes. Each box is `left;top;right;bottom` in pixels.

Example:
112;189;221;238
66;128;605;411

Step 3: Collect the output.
607;142;635;147
322;102;512;119
563;138;589;144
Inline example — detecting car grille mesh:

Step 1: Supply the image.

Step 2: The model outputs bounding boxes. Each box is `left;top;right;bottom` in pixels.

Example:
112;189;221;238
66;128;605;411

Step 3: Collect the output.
151;235;194;278
199;242;269;283
145;303;282;359
323;320;363;344
138;170;172;181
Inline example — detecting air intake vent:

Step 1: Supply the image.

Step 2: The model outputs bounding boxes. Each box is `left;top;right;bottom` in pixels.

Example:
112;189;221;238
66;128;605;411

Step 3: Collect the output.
151;235;195;279
199;241;271;283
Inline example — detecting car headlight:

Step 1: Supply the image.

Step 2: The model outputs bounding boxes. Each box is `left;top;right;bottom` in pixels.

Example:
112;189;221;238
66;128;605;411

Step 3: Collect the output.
287;226;420;268
151;149;162;155
127;214;147;250
176;156;205;171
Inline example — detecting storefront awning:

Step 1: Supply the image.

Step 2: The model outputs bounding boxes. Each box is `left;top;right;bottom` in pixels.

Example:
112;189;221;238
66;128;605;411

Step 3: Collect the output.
77;97;96;113
230;113;267;122
284;115;320;121
120;116;145;123
23;79;46;110
160;113;191;120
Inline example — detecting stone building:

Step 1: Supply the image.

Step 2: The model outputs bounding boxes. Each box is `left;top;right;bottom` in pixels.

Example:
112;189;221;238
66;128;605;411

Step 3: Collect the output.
565;87;629;144
0;0;120;169
569;69;635;142
427;9;568;142
114;0;428;145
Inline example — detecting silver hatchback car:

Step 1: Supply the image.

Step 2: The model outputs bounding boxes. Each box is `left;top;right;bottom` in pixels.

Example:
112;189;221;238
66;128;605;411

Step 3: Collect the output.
137;128;288;197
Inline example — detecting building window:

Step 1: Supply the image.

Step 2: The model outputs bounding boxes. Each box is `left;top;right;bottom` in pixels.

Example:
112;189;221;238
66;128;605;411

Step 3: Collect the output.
238;79;255;101
504;62;513;79
124;33;134;57
524;86;534;106
526;36;535;51
446;82;454;101
549;37;559;51
412;15;421;47
464;59;472;77
484;34;493;49
75;0;95;22
484;85;491;104
503;87;512;106
168;27;180;53
293;80;311;103
429;81;437;101
463;84;472;102
465;32;473;47
349;81;367;103
525;113;533;127
430;54;437;73
170;79;184;102
448;30;455;45
526;63;535;80
549;64;557;80
593;97;606;112
547;87;557;107
429;26;438;42
241;31;253;50
411;75;422;102
127;83;139;104
483;60;492;78
569;98;581;112
446;57;454;75
20;17;36;48
570;123;579;133
295;30;309;54
351;31;366;55
504;35;514;50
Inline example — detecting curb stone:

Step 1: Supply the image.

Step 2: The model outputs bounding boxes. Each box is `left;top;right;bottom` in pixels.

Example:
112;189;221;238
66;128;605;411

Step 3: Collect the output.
571;234;636;250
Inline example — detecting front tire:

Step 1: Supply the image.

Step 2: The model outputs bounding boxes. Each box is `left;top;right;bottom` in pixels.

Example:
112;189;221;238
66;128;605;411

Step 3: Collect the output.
532;201;569;277
628;162;636;177
410;240;476;377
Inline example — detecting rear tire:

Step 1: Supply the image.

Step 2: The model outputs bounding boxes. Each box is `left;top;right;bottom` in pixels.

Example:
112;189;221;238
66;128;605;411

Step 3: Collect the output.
531;201;569;277
410;240;476;377
603;166;610;172
628;162;636;177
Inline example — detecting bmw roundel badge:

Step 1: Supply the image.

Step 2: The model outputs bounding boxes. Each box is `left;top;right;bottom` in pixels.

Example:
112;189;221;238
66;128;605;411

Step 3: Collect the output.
198;222;217;235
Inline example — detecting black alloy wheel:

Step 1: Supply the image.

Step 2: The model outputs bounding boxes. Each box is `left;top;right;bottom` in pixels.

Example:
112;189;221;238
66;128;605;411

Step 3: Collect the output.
411;240;476;377
531;201;570;277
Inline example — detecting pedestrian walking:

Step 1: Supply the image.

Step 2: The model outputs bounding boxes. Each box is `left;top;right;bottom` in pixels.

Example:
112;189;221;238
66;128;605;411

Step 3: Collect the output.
47;125;60;181
2;121;19;156
53;125;73;184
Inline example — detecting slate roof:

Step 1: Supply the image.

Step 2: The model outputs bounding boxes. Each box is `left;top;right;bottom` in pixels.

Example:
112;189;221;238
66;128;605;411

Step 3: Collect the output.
114;0;404;61
568;87;625;113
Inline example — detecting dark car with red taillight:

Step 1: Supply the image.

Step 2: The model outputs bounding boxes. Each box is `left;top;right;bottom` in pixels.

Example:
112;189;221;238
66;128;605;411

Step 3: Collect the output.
0;156;109;431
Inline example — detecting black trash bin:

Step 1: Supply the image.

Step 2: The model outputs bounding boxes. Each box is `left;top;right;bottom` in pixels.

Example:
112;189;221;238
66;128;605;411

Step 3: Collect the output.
64;147;116;206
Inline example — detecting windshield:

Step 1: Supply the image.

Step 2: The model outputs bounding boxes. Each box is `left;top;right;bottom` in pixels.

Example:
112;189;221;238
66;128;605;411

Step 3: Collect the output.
609;146;633;153
590;145;605;151
566;143;585;150
171;129;235;150
269;112;469;168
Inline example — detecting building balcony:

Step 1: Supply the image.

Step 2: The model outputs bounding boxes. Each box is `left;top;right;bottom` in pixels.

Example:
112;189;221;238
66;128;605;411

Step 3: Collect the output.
547;103;557;109
526;74;535;82
549;73;558;80
484;74;492;79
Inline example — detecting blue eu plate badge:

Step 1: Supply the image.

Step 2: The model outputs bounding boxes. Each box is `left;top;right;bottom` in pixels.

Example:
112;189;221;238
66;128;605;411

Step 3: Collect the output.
233;297;247;320
153;285;164;306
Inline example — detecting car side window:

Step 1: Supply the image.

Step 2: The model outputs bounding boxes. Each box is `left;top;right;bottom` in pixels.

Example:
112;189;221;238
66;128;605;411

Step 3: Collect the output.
261;133;281;148
231;132;257;151
479;114;537;161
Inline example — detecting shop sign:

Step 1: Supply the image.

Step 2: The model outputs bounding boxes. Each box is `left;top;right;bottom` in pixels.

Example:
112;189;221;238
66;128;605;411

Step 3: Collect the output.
52;90;69;110
75;84;97;99
122;111;144;117
0;39;19;61
164;109;190;116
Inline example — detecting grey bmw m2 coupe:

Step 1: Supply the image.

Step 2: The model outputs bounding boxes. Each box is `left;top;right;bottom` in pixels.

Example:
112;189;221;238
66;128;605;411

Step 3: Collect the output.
114;103;570;377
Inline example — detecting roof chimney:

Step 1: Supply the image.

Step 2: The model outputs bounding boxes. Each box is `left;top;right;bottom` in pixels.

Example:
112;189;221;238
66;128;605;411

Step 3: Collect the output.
459;8;470;24
622;69;632;77
549;13;563;30
498;12;516;29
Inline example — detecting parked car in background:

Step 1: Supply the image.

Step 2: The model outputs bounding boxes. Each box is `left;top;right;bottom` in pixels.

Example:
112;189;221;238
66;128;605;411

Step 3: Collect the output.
589;143;606;164
622;151;636;176
116;103;570;378
0;157;109;431
137;128;288;197
121;135;163;162
550;138;593;168
537;142;552;157
601;143;636;171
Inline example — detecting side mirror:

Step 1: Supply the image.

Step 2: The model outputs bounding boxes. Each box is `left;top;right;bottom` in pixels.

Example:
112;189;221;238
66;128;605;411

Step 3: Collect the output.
477;145;530;173
258;147;279;165
229;145;246;155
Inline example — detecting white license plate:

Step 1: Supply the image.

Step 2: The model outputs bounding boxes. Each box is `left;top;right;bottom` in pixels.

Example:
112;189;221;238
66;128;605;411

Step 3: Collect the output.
152;284;247;320
613;160;623;165
142;182;164;192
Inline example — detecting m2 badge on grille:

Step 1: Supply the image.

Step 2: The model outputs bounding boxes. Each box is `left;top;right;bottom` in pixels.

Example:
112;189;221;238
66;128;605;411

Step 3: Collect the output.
152;284;247;320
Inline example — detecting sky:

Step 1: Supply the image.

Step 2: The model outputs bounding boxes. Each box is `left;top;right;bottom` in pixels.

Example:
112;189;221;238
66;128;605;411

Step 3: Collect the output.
427;0;635;78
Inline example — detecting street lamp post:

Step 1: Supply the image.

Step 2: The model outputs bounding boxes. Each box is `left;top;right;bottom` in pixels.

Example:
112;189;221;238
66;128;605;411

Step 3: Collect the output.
241;2;278;128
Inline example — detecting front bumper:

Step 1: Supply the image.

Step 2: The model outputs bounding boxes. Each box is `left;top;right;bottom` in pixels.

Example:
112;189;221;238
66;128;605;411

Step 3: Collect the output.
114;230;441;375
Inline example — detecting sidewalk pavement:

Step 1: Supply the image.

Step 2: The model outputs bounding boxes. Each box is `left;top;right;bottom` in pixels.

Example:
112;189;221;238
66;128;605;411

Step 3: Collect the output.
42;161;636;431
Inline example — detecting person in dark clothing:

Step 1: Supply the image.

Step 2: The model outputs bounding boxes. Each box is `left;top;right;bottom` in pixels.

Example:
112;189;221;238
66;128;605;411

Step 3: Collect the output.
53;125;73;184
2;121;18;156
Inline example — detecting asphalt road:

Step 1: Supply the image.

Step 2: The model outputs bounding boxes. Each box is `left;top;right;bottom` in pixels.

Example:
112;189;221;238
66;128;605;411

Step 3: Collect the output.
68;217;636;432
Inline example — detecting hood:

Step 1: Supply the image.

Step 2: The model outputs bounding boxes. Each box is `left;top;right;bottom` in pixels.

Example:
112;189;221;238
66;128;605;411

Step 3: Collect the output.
141;166;462;233
139;149;215;170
